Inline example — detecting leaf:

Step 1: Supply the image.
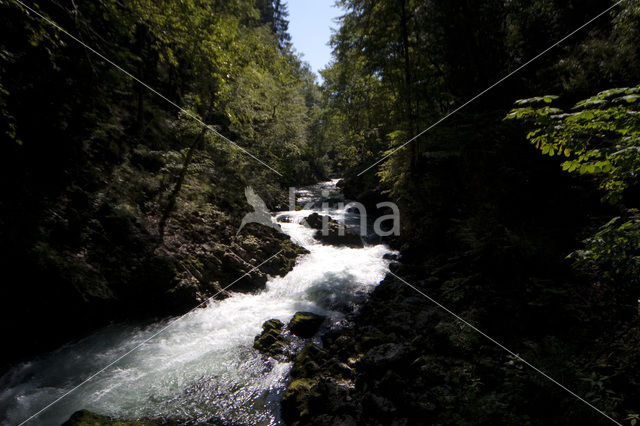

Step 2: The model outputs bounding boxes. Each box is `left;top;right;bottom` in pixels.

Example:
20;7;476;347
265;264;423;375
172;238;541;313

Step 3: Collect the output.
576;111;595;121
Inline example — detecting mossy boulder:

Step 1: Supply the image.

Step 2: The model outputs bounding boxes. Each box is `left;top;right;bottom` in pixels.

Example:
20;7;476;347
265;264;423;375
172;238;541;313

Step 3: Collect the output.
290;343;327;378
280;378;320;422
288;312;326;338
253;319;287;356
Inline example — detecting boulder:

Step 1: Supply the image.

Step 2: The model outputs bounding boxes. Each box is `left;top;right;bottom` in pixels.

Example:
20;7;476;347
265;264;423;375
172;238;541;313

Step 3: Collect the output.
280;377;320;422
288;312;326;338
304;212;326;230
382;252;400;261
253;319;287;356
304;213;363;248
290;343;328;379
314;225;363;247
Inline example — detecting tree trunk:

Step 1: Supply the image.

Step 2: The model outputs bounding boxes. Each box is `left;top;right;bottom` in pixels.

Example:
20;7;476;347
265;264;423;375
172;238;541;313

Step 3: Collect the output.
158;125;208;239
399;0;418;170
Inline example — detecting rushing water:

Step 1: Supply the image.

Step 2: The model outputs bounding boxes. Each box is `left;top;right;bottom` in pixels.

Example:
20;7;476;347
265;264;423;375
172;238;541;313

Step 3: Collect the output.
0;180;394;425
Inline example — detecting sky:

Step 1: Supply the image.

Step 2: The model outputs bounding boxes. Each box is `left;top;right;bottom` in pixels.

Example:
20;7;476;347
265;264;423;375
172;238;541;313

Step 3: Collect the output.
286;1;343;79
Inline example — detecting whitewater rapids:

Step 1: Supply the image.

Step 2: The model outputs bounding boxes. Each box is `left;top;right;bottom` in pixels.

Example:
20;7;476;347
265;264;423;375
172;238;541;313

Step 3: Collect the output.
0;180;395;425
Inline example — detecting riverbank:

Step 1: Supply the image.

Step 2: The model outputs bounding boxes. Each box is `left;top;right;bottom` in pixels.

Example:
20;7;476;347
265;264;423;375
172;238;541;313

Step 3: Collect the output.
0;189;305;371
281;212;640;425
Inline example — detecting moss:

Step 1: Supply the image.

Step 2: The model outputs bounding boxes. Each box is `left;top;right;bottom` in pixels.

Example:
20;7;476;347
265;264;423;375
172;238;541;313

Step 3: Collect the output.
187;257;204;271
288;312;325;338
62;409;166;425
281;378;319;420
253;319;287;356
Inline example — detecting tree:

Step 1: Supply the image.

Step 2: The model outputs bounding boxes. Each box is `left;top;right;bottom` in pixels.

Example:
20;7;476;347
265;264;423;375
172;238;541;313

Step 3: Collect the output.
256;0;292;48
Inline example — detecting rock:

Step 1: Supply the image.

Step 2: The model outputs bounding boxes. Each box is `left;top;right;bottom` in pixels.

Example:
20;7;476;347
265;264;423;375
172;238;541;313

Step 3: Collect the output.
357;326;387;350
63;410;113;425
304;212;326;230
363;393;397;417
281;378;320;422
63;410;157;425
263;318;285;332
383;252;400;261
260;242;309;277
288;312;326;338
304;213;363;248
328;360;353;379
253;319;287;356
290;343;328;378
237;223;309;277
221;251;268;292
313;224;363;248
63;409;220;425
360;343;415;370
336;179;345;188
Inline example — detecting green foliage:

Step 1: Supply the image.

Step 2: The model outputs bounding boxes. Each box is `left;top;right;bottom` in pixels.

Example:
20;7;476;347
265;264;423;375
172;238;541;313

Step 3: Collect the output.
571;212;640;305
507;85;640;203
0;0;332;366
319;0;640;423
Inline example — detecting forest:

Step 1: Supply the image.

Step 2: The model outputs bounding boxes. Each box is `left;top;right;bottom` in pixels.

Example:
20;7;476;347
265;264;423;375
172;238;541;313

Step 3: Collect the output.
1;0;640;425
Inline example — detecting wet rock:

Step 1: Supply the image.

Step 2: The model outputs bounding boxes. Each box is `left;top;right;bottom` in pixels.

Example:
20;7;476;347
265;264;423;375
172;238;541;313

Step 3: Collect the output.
253;319;287;356
383;252;400;261
283;374;357;426
281;377;320;422
313;223;363;248
234;223;309;278
63;410;112;425
163;277;203;313
220;251;268;293
288;312;326;338
305;213;363;248
304;212;326;230
281;268;450;426
290;343;328;378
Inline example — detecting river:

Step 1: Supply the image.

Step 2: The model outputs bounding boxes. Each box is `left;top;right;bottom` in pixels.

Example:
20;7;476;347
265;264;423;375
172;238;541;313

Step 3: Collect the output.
0;180;395;425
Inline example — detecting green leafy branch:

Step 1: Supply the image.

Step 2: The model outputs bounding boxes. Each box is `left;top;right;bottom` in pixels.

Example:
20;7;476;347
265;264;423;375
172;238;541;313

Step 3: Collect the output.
506;86;640;203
